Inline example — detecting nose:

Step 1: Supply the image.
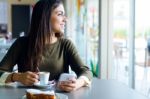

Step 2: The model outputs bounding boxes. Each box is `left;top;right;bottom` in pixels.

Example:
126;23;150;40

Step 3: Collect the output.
63;16;67;22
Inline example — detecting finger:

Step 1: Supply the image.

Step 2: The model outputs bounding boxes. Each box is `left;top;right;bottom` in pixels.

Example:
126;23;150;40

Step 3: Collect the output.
22;78;35;86
64;83;76;89
68;77;76;81
58;81;75;88
60;81;76;87
27;72;39;79
26;77;39;85
60;81;73;84
28;76;39;83
19;72;37;86
60;81;76;89
24;74;38;84
69;79;76;83
61;85;74;92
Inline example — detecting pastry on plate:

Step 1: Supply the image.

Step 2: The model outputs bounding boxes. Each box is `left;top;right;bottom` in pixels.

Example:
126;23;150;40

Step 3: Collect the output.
26;89;55;99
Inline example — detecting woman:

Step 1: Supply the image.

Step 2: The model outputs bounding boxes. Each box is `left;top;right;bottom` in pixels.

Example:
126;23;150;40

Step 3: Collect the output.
0;0;92;92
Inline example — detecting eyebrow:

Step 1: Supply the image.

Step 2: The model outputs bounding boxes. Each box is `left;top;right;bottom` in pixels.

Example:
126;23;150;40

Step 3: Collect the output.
55;11;65;14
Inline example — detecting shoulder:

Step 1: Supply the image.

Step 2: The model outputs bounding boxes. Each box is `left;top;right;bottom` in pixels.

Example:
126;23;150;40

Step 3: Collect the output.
15;36;28;42
59;38;75;46
59;38;77;52
12;36;28;48
14;36;28;44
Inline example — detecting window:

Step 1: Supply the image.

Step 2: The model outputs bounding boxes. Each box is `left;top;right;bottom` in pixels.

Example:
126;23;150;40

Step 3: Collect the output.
65;0;99;76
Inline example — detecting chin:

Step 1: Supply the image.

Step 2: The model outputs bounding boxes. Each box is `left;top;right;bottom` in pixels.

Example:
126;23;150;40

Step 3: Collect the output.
55;32;64;37
61;30;64;33
59;29;65;34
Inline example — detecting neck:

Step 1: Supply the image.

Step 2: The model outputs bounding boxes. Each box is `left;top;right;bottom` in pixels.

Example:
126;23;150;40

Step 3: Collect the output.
50;36;58;44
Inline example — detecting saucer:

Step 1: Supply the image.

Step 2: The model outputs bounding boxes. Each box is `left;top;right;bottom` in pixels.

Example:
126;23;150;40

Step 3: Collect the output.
22;93;68;99
34;80;55;88
34;83;52;88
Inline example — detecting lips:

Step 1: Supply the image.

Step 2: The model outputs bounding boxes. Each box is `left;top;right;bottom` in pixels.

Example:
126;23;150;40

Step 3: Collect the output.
60;24;65;29
60;24;64;26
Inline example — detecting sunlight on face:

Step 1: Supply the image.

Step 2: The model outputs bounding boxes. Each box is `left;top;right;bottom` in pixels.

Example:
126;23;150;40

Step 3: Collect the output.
50;4;67;34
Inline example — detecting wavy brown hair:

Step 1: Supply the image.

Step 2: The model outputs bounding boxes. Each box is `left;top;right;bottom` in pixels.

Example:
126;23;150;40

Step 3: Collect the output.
26;0;63;71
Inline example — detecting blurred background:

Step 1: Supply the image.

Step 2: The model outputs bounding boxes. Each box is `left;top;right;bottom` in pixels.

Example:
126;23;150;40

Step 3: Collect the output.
0;0;150;98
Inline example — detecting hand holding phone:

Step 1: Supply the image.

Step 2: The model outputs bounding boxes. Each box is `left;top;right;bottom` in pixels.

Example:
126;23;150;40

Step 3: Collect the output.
59;73;77;81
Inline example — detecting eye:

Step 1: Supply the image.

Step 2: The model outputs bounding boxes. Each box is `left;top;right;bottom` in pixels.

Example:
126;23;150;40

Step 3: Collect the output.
57;12;65;17
58;13;63;16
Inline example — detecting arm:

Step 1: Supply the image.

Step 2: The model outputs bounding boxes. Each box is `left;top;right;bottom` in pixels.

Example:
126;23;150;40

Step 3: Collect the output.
4;72;39;85
0;38;21;72
0;72;11;84
0;38;38;85
66;39;93;82
0;38;21;84
0;71;39;85
57;39;93;92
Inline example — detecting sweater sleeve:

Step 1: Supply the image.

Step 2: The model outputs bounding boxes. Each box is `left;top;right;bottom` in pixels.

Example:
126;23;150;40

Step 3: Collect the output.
0;72;11;84
0;38;22;72
65;39;93;81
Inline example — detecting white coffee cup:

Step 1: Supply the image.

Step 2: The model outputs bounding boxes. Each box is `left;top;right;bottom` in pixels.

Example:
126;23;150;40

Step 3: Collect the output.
39;72;50;85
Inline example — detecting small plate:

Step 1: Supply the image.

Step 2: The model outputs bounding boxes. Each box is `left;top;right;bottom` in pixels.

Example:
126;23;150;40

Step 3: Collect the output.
22;93;68;99
34;80;55;88
34;83;52;88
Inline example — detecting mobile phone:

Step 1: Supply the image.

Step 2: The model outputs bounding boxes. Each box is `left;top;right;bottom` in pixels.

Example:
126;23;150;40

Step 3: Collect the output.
59;73;77;81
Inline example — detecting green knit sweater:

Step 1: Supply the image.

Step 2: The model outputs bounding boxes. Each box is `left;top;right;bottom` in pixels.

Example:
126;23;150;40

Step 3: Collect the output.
0;37;92;80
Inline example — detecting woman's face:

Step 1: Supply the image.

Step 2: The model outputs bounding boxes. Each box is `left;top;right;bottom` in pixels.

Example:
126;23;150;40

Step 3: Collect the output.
50;4;67;34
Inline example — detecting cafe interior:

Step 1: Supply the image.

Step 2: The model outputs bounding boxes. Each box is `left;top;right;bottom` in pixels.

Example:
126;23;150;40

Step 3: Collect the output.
0;0;150;99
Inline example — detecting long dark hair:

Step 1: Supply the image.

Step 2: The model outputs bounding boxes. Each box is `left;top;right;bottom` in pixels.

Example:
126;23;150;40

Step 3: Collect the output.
26;0;63;71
